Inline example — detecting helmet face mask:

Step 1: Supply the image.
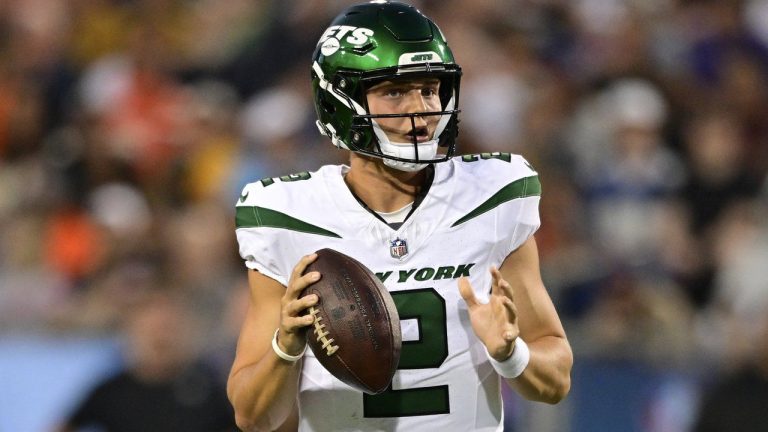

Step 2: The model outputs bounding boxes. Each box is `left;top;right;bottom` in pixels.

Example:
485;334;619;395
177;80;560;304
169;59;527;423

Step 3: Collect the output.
311;1;462;169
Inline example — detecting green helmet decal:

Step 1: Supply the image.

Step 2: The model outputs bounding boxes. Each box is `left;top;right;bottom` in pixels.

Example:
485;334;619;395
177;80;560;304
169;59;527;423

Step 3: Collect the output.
311;0;462;167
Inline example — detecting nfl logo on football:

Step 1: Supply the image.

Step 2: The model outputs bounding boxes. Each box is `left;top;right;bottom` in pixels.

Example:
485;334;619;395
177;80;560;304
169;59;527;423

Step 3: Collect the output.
389;238;408;259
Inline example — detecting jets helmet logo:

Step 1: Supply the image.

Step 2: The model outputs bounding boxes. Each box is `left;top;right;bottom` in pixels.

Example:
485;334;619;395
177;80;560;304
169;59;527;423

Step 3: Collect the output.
317;25;374;56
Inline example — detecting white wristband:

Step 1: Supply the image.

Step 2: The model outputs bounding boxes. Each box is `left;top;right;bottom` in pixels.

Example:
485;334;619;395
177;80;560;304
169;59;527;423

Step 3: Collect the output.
272;329;306;362
486;338;530;379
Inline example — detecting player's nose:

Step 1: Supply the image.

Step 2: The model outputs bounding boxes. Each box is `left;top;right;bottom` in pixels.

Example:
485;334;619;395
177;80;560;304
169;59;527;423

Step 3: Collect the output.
402;89;430;114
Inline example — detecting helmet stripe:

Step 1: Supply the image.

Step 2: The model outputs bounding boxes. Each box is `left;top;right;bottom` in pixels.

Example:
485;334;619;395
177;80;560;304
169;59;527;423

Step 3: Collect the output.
433;94;455;139
312;61;367;115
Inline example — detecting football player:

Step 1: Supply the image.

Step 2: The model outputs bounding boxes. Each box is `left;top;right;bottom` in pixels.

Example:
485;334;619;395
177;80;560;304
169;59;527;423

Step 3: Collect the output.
228;1;573;431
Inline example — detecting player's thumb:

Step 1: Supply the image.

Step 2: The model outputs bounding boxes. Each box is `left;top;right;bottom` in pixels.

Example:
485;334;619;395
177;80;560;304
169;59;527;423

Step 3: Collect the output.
458;277;478;307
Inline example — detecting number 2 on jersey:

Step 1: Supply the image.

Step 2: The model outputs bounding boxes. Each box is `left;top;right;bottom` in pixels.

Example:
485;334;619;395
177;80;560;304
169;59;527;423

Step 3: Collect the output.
363;288;449;417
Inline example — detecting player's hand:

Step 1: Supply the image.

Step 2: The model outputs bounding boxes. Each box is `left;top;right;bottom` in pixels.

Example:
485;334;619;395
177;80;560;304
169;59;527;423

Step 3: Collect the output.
278;253;321;356
458;267;519;361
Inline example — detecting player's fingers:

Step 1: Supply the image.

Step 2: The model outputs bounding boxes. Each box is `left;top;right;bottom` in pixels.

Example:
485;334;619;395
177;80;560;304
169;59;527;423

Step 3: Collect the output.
289;253;318;284
277;316;312;356
284;273;321;306
498;278;515;303
458;277;479;308
287;255;320;297
286;294;318;317
282;313;315;333
493;296;518;342
281;297;317;333
490;267;502;296
491;294;509;320
490;268;515;302
503;296;518;325
487;297;515;351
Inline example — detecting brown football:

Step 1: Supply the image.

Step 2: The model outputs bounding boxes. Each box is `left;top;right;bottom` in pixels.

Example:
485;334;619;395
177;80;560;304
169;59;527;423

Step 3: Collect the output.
300;248;401;394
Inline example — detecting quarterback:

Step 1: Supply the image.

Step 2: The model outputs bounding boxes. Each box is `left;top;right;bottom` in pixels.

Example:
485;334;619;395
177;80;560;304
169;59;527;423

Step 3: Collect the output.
228;1;573;431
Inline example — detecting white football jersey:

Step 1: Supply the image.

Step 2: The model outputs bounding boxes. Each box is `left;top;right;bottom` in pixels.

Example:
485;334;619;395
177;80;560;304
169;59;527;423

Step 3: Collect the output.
235;153;541;432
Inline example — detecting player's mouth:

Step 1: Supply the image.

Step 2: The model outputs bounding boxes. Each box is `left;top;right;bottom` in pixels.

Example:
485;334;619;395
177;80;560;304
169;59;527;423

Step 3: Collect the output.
406;126;431;143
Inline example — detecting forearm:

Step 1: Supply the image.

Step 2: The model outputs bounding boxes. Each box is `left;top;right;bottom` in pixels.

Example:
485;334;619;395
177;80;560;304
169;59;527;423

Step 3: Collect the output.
506;335;572;404
228;354;303;432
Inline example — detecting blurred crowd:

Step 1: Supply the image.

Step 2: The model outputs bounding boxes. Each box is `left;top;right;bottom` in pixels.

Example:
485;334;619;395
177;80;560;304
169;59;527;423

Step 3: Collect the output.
1;0;768;430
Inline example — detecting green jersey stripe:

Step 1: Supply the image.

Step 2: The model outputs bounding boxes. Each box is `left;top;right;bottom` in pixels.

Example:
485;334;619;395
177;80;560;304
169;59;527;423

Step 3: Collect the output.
451;175;541;227
236;206;342;238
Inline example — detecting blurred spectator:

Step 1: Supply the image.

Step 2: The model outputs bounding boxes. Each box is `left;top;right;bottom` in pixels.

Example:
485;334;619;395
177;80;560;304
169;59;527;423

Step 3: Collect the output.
692;316;768;432
175;80;242;205
680;111;757;238
57;290;237;432
77;46;194;198
44;204;108;284
232;63;346;190
535;171;603;319
0;208;70;330
675;111;762;307
688;0;768;89
686;0;768;180
700;198;768;366
577;269;695;366
574;78;685;267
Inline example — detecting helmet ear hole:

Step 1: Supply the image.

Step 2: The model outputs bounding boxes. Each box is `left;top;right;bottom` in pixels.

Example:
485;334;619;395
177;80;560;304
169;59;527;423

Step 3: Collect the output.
319;93;336;115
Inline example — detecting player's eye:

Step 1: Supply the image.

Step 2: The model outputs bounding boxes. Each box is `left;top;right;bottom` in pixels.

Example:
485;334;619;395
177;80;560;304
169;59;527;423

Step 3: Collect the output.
421;87;438;97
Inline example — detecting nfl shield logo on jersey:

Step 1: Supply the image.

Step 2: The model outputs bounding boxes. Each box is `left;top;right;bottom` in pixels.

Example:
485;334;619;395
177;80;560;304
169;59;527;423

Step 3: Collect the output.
389;238;408;259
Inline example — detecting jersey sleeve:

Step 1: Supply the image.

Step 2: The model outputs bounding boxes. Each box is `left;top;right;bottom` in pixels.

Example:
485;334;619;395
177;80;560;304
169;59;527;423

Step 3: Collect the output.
450;153;541;262
234;182;291;286
499;154;541;256
458;154;541;260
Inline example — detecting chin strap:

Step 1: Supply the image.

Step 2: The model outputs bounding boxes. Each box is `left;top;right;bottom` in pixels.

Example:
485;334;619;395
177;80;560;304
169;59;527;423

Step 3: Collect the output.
371;119;439;172
381;140;438;172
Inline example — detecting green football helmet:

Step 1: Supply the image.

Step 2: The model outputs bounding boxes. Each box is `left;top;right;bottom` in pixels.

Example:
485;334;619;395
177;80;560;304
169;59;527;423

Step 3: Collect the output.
311;0;462;171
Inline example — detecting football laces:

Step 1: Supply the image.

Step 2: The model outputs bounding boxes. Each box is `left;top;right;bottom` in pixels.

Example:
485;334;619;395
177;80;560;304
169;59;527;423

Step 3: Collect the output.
309;306;339;356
